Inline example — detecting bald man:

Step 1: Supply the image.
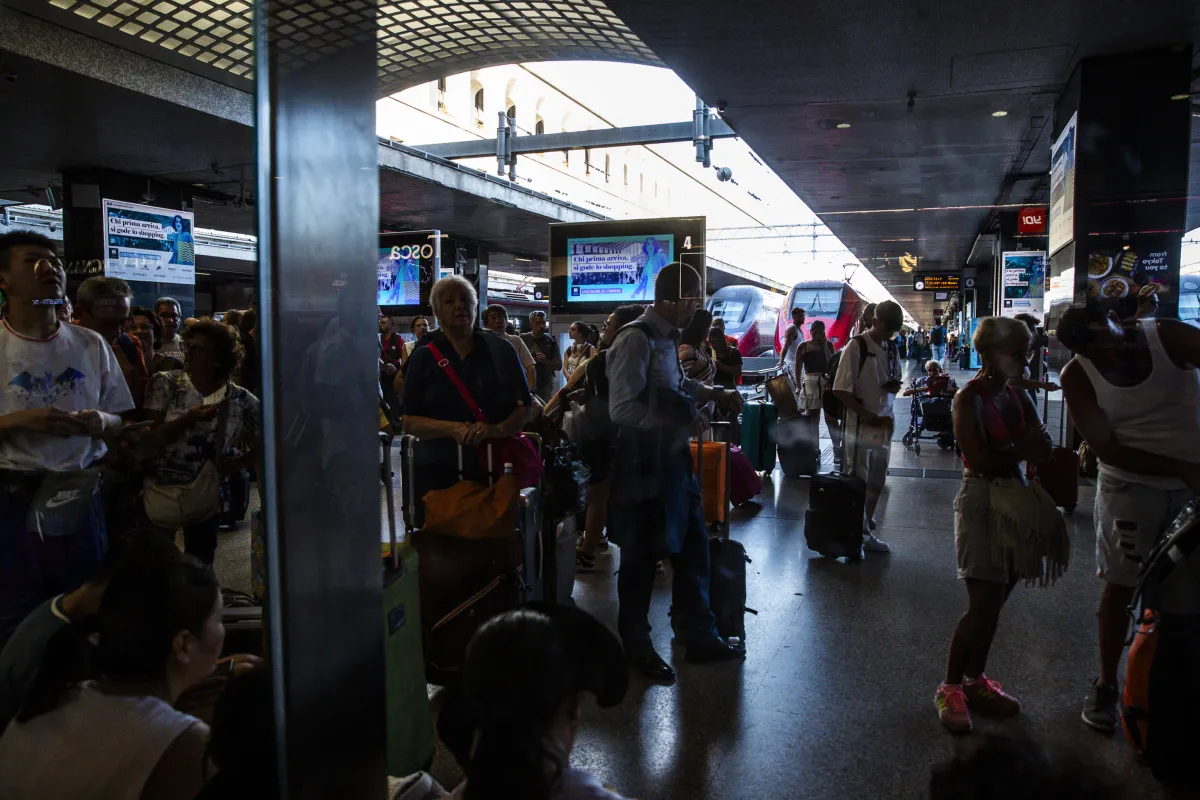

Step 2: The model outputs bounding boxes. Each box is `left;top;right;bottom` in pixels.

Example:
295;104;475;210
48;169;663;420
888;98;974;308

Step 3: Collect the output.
606;263;745;684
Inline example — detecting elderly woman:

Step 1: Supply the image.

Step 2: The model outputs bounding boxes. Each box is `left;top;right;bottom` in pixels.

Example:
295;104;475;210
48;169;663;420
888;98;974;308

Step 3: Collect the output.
142;319;261;564
127;306;185;377
403;277;531;484
901;360;958;397
935;316;1063;734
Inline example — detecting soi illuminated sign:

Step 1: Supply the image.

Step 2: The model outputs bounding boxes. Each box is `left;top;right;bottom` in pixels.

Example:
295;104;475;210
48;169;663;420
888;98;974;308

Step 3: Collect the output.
912;273;960;292
1018;207;1047;235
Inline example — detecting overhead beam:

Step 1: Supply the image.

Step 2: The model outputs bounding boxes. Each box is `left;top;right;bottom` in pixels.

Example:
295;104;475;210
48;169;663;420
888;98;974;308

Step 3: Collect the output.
418;119;736;160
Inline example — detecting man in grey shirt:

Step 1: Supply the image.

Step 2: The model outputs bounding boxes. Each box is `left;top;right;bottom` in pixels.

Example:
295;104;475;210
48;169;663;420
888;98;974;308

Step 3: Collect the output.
606;263;745;684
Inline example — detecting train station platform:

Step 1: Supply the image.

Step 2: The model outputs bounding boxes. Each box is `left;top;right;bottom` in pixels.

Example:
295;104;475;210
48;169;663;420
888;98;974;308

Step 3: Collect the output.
212;361;1156;799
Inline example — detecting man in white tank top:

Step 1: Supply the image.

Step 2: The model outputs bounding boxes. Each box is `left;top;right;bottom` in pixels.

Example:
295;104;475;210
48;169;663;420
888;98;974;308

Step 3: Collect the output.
778;307;806;372
1058;304;1200;735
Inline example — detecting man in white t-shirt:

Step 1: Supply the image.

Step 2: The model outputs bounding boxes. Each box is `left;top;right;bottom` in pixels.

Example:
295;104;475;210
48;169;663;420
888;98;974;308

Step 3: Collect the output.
0;232;134;645
483;304;537;390
833;300;904;553
154;296;184;361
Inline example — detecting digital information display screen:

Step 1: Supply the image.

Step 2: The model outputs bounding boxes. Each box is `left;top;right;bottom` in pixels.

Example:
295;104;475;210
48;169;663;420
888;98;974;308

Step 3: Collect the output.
549;217;705;317
912;273;961;292
566;234;674;303
378;231;438;312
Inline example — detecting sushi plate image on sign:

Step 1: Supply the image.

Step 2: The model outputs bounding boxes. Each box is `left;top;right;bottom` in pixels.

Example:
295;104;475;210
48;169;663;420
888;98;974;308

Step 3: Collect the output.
103;199;196;286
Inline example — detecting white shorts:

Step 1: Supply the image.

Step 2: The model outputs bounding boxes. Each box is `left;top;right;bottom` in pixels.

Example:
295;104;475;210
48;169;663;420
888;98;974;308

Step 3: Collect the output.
798;374;824;412
1095;474;1191;589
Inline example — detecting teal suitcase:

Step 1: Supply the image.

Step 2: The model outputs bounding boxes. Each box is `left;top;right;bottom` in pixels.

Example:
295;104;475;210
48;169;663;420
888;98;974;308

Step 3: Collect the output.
741;400;777;473
381;434;435;775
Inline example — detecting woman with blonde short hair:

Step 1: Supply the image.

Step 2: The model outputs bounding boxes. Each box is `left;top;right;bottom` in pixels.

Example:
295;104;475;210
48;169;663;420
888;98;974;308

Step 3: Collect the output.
934;316;1064;734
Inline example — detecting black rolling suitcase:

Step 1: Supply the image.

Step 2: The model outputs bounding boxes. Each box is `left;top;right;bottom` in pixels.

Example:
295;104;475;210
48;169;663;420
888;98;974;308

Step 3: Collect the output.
804;417;866;560
776;417;821;478
709;537;756;644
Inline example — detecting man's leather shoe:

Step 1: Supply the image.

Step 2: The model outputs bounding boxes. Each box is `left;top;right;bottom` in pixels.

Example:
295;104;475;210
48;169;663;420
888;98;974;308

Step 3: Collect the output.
628;647;676;684
685;637;747;665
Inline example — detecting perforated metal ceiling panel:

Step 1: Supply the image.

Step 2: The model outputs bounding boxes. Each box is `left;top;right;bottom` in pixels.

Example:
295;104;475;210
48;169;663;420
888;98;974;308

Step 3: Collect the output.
13;0;659;94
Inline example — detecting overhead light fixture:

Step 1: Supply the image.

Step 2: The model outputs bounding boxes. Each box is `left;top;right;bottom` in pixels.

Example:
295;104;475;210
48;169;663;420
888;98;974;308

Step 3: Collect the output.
514;257;532;262
836;122;851;129
1171;93;1190;101
991;110;1008;117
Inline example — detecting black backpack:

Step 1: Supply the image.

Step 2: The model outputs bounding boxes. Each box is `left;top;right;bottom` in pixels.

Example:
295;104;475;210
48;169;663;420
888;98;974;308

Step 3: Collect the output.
930;327;945;345
1122;501;1200;784
708;537;756;643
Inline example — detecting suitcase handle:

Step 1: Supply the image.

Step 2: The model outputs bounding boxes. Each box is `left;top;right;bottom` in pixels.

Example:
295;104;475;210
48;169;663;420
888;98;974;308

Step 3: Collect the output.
381;432;398;570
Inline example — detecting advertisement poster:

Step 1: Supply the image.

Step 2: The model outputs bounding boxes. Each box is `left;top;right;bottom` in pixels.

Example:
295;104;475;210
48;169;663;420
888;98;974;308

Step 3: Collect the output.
566;234;674;302
1048;112;1077;257
1079;236;1178;318
103;199;195;286
1000;251;1046;320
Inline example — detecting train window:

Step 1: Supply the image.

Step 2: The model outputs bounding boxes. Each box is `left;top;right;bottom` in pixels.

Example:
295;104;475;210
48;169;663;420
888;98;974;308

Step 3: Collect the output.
710;298;749;324
1180;288;1200;323
792;288;842;314
755;307;777;325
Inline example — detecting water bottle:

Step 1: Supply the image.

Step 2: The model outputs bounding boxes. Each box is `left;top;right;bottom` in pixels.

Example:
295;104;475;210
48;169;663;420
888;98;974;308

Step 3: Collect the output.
503;462;514;477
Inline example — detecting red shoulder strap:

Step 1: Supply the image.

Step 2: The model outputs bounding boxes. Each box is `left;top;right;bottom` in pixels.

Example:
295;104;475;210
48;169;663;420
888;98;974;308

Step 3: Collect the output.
425;342;487;424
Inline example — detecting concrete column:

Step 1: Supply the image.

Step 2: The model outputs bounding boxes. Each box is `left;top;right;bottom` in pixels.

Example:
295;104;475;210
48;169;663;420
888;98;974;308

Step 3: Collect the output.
254;0;384;795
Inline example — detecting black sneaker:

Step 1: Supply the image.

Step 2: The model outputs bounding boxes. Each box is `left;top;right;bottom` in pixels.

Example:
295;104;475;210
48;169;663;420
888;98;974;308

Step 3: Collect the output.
1081;679;1119;733
575;551;596;573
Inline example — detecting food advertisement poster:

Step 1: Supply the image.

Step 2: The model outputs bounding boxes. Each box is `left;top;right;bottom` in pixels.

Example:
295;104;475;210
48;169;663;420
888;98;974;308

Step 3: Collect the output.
103;199;195;286
1048;113;1077;257
1000;251;1046;321
566;234;674;303
1078;236;1179;318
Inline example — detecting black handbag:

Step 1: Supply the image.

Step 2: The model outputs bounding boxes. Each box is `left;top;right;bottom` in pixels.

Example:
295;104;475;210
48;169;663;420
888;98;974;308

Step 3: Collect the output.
543;442;590;519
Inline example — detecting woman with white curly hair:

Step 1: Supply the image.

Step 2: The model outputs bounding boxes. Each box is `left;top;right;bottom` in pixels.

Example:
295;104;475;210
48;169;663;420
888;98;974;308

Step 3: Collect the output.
934;316;1065;734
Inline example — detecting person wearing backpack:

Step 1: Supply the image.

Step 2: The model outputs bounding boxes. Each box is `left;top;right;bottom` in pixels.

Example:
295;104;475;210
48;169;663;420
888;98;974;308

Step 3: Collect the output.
543;305;645;572
832;300;904;553
930;322;948;367
1056;303;1200;735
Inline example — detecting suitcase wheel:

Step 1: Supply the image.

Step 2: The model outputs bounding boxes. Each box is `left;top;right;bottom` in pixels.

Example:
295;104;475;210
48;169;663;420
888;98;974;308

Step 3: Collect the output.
914;443;921;456
901;432;914;448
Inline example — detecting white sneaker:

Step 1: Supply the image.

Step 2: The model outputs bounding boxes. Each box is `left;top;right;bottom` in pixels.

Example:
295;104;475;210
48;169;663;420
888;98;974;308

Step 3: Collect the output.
862;534;891;553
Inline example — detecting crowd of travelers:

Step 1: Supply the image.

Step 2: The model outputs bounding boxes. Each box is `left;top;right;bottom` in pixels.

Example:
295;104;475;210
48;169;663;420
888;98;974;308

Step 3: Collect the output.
0;225;1196;798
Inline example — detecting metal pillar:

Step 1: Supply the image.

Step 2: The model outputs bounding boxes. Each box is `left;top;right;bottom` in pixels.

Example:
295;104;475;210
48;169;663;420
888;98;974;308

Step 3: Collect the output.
254;0;385;796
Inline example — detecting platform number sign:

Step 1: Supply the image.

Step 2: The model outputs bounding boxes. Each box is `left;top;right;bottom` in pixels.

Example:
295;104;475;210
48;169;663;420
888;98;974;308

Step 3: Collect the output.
682;235;692;250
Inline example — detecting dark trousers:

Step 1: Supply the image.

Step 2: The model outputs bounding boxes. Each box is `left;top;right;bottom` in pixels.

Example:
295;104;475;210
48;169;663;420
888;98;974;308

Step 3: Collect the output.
616;473;718;653
144;515;221;565
0;477;107;649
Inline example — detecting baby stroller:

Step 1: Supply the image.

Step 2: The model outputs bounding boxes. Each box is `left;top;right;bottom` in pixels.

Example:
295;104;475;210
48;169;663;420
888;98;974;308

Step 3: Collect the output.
901;376;957;455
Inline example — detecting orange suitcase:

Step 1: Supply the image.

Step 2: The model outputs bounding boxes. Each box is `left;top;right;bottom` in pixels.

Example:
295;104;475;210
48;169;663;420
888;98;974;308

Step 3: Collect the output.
690;440;729;526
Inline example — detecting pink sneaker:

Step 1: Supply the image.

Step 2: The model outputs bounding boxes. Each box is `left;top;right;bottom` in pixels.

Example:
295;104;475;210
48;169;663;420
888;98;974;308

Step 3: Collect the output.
963;674;1021;718
935;683;972;734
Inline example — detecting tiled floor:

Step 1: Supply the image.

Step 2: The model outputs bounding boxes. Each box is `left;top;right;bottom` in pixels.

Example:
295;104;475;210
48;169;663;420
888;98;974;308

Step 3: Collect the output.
212;362;1172;798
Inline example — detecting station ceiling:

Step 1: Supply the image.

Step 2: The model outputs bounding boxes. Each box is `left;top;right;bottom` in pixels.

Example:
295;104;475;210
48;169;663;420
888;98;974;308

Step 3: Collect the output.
606;0;1197;321
9;0;1200;320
